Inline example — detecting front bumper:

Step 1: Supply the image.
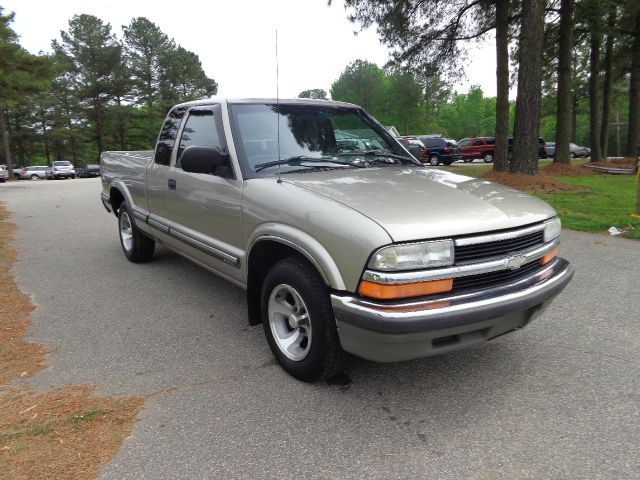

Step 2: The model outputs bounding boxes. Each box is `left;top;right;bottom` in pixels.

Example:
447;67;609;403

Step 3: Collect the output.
331;257;574;362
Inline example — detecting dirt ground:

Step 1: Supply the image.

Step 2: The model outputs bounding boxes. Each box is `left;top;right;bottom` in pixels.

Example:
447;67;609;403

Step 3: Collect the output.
0;203;144;480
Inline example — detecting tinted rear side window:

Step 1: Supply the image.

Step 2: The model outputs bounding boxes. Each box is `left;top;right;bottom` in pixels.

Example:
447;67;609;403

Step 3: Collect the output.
175;109;225;168
155;106;187;165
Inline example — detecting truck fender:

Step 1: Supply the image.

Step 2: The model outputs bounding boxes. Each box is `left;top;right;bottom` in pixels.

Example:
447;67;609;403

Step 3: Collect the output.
246;223;346;291
108;180;135;216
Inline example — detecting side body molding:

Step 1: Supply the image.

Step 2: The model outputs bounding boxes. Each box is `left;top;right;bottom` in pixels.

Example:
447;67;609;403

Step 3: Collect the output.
246;223;347;291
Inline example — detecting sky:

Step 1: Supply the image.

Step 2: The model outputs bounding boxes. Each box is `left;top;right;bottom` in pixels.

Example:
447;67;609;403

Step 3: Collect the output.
2;0;500;99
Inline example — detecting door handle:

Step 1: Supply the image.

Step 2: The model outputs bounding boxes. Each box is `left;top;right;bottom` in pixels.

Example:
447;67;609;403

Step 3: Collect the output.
168;179;176;190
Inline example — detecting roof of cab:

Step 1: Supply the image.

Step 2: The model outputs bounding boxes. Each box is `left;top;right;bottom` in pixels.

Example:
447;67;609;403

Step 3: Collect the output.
173;97;361;109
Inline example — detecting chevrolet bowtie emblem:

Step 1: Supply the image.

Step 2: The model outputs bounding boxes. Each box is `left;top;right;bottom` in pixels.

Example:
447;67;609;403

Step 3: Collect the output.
506;255;526;270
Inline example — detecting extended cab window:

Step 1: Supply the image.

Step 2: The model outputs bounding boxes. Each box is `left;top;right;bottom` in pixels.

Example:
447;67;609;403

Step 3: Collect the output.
175;108;225;168
155;106;186;166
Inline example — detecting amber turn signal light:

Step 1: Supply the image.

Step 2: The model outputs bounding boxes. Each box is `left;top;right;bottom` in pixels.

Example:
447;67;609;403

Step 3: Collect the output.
358;278;453;300
540;248;559;266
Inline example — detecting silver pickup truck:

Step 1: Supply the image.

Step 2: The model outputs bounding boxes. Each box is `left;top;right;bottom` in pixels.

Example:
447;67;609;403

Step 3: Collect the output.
101;98;574;382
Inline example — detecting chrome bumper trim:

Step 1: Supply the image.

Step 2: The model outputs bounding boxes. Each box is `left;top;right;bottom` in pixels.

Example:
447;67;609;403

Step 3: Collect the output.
332;257;574;335
362;239;559;284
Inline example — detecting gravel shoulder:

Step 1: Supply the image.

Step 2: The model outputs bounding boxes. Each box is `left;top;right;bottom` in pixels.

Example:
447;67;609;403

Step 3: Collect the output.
1;179;638;479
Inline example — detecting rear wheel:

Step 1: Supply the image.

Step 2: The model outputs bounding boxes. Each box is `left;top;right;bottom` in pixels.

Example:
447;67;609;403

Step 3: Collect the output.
483;152;494;163
118;202;155;263
429;155;440;166
261;257;345;382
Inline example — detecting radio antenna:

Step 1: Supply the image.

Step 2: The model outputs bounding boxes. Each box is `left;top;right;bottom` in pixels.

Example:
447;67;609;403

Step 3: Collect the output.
275;29;282;184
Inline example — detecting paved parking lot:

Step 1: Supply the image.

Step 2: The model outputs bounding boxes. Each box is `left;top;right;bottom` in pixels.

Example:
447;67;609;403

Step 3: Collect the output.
1;178;639;479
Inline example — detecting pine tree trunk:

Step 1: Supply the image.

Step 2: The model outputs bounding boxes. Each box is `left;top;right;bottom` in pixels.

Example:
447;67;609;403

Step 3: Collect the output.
39;105;50;162
493;0;510;172
95;100;105;159
0;108;13;176
588;20;602;163
571;92;577;142
600;9;615;160
511;0;545;175
554;0;574;165
626;9;640;174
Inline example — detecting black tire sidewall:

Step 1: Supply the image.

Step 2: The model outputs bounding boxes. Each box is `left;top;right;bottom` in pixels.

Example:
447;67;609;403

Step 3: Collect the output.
260;258;342;382
117;202;154;262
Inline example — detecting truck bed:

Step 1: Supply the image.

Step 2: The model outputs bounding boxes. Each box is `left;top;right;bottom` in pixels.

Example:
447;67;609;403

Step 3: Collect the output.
101;150;153;211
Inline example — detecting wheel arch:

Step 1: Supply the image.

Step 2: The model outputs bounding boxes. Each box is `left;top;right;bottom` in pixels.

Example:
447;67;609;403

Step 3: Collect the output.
245;229;346;326
108;181;134;217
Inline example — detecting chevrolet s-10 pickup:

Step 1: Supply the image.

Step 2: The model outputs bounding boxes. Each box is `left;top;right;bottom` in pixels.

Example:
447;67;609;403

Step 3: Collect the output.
100;98;574;381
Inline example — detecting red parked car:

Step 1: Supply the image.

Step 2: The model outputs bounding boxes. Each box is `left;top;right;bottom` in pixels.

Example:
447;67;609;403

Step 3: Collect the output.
458;137;496;163
459;136;547;163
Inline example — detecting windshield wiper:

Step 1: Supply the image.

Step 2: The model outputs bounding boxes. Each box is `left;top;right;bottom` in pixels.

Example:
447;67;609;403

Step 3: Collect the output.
339;150;419;165
254;155;363;172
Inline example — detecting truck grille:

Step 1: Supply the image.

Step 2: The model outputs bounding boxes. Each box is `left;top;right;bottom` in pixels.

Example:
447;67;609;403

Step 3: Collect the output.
455;230;544;263
452;260;541;293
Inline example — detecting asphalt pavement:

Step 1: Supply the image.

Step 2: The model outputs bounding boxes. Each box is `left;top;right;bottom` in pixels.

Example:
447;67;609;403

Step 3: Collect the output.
1;178;638;479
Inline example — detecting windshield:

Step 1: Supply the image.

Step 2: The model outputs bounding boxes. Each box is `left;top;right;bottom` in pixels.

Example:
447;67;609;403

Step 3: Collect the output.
53;161;71;166
229;103;414;177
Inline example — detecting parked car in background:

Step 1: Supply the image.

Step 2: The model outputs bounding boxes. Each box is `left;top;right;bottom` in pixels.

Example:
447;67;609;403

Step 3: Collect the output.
545;142;555;158
76;164;101;178
18;166;50;180
48;160;75;179
459;137;547;163
397;136;427;161
418;135;461;166
458;137;496;163
570;143;590;158
0;165;8;183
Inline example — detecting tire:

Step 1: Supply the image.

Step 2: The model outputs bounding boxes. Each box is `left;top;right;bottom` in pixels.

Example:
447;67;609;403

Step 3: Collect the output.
261;257;345;382
117;202;155;263
483;152;494;163
570;152;576;159
429;155;440;166
30;174;39;180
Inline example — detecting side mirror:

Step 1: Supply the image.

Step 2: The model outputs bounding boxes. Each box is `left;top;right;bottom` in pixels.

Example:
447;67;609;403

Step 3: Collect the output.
181;146;231;176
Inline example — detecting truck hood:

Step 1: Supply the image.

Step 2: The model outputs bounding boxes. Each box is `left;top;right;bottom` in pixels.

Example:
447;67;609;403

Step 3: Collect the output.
282;167;556;242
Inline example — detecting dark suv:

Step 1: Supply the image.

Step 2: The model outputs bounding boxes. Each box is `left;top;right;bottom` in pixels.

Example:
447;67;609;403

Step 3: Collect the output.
418;136;461;166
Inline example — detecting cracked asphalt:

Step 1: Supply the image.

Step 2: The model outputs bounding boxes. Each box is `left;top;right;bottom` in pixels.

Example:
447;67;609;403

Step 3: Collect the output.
1;178;638;479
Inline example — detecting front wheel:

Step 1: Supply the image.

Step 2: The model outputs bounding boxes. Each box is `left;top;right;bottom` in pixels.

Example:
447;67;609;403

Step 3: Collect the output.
261;257;345;382
118;202;155;263
30;174;39;180
483;152;494;163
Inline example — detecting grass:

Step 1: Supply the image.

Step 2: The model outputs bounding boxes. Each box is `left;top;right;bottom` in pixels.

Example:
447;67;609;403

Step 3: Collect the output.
538;175;640;239
443;161;640;239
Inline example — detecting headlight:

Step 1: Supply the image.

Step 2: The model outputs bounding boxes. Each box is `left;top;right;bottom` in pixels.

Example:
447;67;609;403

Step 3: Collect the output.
369;240;454;271
544;217;561;242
